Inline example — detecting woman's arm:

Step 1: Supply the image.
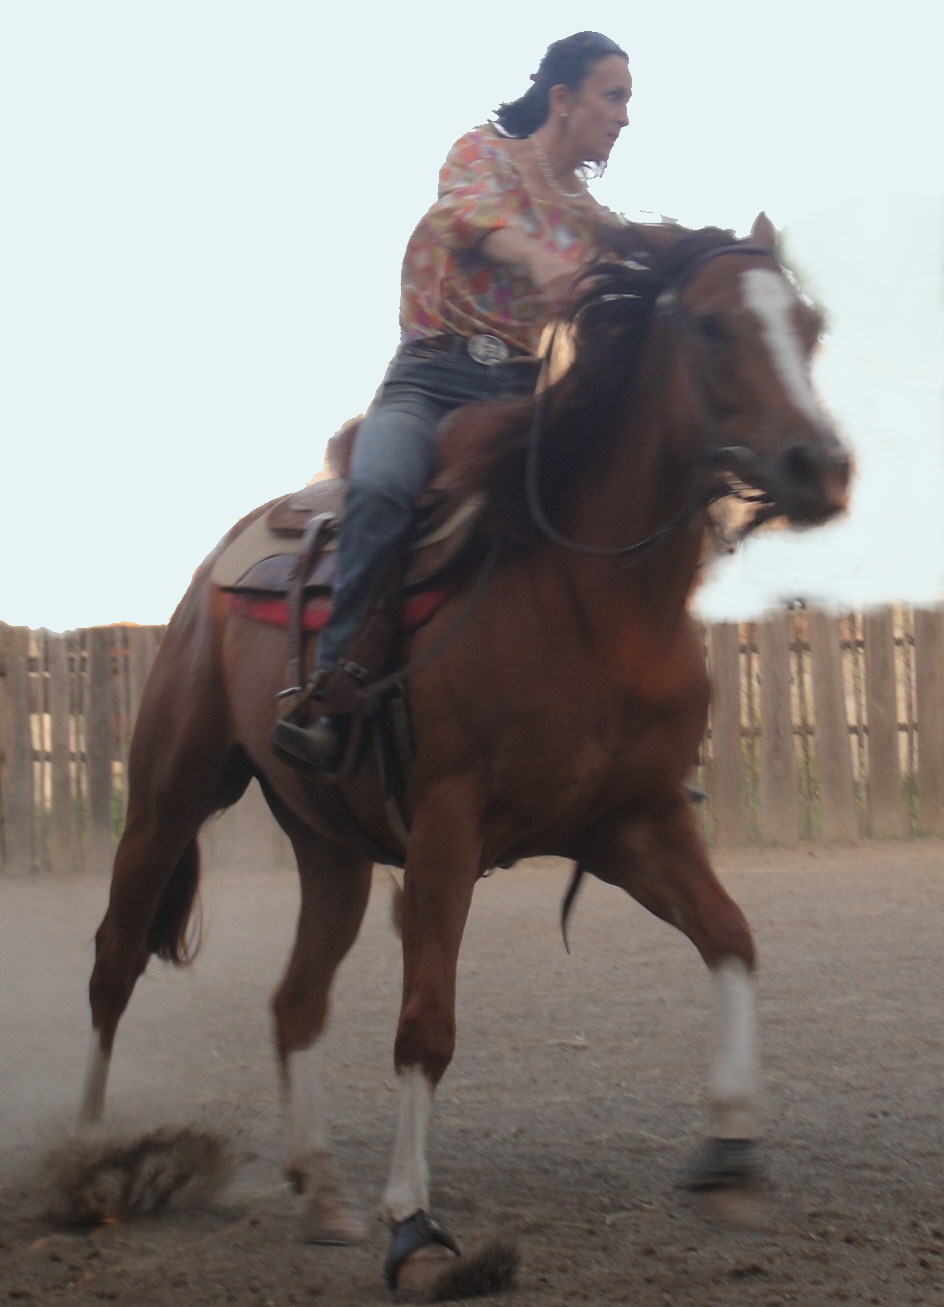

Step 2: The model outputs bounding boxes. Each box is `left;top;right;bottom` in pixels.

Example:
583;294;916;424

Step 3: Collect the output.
479;228;582;313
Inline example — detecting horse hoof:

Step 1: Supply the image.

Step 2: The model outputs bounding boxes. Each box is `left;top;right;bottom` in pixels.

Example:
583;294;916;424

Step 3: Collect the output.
385;1210;460;1291
301;1194;367;1245
679;1137;761;1192
701;1186;774;1231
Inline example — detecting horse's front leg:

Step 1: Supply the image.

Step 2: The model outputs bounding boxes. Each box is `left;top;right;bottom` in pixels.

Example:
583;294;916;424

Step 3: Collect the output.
580;801;761;1190
269;822;373;1244
381;794;482;1292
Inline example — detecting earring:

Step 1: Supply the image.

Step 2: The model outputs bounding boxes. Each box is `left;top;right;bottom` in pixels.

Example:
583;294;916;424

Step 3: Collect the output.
560;112;568;121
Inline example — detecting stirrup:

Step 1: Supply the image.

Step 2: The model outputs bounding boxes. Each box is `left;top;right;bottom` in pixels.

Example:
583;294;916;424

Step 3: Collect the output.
271;714;347;775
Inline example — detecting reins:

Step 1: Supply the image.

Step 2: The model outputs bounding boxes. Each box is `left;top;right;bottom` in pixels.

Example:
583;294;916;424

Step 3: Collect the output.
355;540;500;700
525;319;716;563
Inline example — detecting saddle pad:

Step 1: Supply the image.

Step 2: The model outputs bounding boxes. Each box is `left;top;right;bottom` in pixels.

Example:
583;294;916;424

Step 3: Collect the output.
267;479;346;535
209;501;336;592
211;487;483;598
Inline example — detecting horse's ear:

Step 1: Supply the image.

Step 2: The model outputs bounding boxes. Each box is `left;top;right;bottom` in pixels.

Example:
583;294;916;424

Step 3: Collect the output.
749;212;778;250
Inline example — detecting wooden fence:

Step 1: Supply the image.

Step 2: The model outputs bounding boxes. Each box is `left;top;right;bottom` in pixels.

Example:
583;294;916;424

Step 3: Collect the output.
2;605;943;874
0;624;289;877
697;605;944;845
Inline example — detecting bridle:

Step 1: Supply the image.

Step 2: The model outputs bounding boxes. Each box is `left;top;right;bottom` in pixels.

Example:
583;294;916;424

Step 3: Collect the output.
359;244;780;699
525;243;779;561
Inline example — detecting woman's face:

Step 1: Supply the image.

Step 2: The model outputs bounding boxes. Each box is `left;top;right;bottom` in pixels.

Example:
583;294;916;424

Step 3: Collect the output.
563;54;633;163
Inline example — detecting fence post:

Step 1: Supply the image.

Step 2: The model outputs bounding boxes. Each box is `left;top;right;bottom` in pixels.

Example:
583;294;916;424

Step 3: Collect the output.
808;608;859;840
85;627;117;874
863;607;908;837
0;625;35;874
707;622;749;846
45;631;75;873
914;606;944;836
127;627;161;732
757;610;799;844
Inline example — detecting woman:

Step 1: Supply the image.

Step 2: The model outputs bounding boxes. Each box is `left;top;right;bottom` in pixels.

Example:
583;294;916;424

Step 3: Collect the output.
274;30;633;772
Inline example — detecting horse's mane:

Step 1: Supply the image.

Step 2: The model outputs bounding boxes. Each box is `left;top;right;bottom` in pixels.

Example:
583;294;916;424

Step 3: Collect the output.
454;225;741;555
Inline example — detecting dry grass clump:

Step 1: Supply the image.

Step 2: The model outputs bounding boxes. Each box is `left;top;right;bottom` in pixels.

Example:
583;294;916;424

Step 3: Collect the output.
429;1238;520;1301
46;1125;234;1226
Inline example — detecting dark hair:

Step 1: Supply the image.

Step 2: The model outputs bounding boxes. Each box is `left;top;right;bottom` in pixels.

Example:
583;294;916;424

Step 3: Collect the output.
493;31;628;138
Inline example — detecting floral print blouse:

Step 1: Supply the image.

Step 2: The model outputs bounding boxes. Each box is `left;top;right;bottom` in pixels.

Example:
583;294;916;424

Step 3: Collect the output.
399;124;623;356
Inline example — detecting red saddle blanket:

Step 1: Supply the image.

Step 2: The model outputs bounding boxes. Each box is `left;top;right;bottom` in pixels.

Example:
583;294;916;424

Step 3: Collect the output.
210;478;481;633
226;589;445;634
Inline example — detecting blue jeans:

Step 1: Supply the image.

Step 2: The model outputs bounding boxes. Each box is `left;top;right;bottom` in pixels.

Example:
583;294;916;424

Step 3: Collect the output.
316;342;539;670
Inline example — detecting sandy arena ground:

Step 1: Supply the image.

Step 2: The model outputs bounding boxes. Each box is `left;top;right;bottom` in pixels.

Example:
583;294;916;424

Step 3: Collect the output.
1;841;941;1304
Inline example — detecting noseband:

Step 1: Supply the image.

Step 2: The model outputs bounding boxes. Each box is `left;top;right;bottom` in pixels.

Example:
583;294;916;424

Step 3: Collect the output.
525;243;777;561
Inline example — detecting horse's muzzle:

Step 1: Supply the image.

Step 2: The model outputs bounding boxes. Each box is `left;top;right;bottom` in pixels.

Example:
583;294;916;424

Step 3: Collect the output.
716;436;851;526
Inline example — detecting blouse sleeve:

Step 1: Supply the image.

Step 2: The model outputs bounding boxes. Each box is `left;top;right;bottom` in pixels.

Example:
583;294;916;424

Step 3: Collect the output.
420;129;522;251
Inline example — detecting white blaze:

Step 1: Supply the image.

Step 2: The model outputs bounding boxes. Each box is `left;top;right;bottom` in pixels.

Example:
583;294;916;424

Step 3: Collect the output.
741;268;821;422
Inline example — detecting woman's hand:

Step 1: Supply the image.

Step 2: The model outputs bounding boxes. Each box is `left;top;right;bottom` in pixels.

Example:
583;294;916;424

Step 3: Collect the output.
523;246;583;313
480;229;580;314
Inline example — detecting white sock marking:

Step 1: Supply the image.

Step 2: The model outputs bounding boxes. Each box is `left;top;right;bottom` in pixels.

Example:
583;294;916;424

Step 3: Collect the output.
285;1043;328;1160
77;1034;110;1129
741;268;821;423
710;958;759;1139
382;1067;434;1221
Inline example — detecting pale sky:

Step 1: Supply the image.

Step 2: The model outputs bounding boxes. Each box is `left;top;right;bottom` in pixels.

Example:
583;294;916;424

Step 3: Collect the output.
2;1;942;631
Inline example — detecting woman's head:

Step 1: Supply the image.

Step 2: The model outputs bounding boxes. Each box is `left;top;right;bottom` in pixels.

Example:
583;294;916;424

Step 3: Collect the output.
494;31;630;141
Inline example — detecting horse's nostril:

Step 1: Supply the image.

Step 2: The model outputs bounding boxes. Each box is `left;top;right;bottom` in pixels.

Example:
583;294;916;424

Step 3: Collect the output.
778;441;850;518
781;443;821;488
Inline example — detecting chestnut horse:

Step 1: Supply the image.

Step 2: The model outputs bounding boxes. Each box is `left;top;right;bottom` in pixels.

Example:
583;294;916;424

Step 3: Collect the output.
78;215;850;1290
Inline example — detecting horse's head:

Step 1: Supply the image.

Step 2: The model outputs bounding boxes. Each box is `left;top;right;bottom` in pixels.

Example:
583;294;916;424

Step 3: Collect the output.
660;214;850;528
587;214;851;531
458;217;851;562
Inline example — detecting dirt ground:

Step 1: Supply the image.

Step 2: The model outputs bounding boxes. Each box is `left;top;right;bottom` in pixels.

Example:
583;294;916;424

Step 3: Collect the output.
1;841;942;1305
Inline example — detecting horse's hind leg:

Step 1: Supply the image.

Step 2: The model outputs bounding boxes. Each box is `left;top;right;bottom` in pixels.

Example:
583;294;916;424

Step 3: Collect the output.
79;823;210;1128
579;802;761;1188
267;805;373;1242
78;648;253;1130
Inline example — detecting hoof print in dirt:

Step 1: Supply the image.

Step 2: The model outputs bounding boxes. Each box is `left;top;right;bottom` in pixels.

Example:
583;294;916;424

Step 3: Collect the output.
678;1137;762;1192
46;1125;235;1226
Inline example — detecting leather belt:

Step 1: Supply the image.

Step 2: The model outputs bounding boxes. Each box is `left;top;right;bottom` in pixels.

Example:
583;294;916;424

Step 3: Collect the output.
409;333;537;367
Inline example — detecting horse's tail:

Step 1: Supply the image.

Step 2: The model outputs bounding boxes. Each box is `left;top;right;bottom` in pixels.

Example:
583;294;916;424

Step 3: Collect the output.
560;862;587;954
145;838;204;965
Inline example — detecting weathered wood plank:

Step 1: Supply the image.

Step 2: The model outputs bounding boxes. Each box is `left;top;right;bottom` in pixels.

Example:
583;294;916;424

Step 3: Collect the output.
85;627;117;873
127;627;159;729
707;622;749;846
863;608;908;837
808;609;859;840
913;606;944;836
0;626;35;873
46;632;74;873
757;611;799;844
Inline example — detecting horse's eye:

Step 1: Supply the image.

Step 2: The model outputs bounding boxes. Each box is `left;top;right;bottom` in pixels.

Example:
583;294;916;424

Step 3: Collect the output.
696;314;730;344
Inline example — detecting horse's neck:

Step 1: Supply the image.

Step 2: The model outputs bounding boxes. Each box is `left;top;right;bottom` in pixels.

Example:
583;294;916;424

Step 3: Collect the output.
559;381;705;632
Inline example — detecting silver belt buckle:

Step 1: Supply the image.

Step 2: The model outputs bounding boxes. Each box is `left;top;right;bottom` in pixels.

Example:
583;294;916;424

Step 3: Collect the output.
467;333;510;366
